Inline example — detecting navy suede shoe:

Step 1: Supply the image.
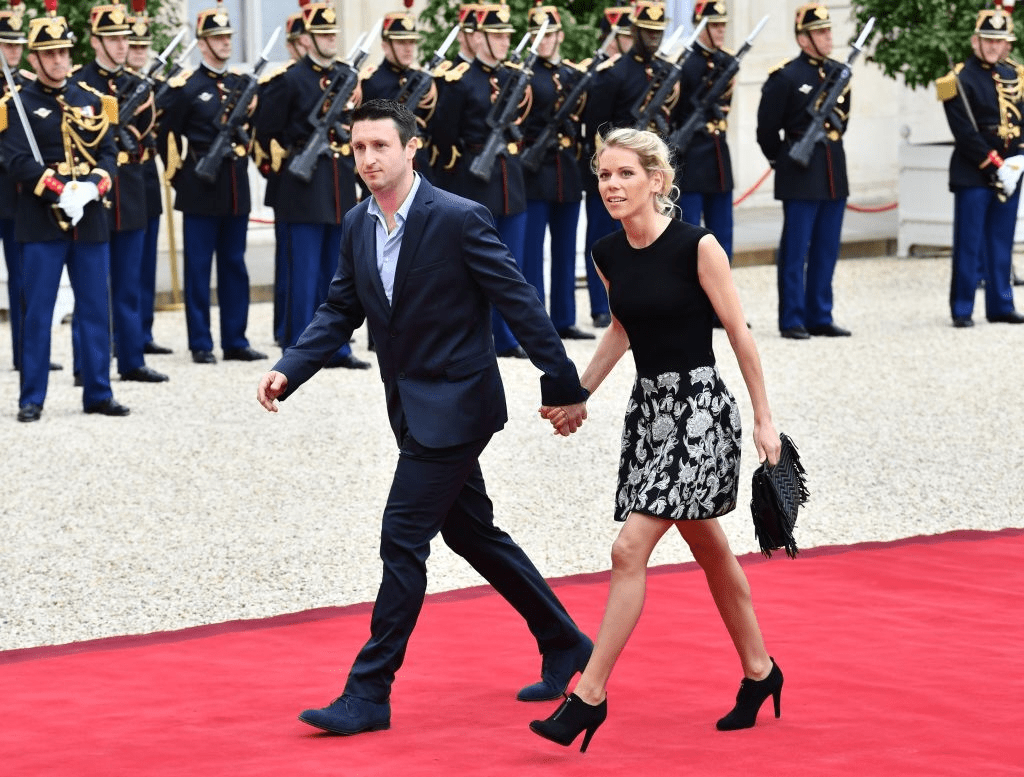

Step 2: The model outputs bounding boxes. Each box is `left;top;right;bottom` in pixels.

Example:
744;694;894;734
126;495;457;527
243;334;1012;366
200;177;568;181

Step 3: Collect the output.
298;695;391;735
517;635;594;702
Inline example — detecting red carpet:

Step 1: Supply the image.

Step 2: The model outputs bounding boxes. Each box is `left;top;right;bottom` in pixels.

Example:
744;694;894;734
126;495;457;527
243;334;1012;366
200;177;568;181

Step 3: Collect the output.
3;530;1022;777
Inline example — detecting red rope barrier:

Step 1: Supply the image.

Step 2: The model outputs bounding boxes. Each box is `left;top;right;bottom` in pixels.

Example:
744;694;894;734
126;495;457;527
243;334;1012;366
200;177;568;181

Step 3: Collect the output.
733;166;898;213
733;167;773;206
845;201;898;213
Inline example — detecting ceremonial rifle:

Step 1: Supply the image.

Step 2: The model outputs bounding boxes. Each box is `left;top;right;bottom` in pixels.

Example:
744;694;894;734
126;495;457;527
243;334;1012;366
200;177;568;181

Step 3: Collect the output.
667;15;768;156
788;16;874;168
519;28;617;174
194;26;281;184
469;18;548;182
394;23;460;111
153;38;198;105
288;19;383;183
630;18;707;136
116;28;187;155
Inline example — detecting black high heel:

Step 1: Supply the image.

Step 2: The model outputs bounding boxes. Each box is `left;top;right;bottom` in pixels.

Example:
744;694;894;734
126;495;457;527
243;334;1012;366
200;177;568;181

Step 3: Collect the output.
530;693;607;753
716;659;783;731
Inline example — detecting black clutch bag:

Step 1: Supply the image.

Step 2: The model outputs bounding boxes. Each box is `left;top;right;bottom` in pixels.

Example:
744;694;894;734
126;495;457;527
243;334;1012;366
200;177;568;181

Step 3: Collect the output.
749;433;808;559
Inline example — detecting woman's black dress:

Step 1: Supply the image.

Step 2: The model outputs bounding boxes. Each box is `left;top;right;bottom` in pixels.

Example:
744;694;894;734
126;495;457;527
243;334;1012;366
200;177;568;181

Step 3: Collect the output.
592;219;741;522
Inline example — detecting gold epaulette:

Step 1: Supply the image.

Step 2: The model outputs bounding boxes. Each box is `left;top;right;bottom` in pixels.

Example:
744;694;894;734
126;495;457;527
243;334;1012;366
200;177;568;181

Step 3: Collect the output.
433;60;452;78
101;94;119;124
721;46;736;57
935;63;964;102
69;64;82;75
504;60;524;71
0;103;6;134
444;61;469;82
168;70;191;89
768;58;789;75
576;57;592;70
359;63;376;81
18;68;36;81
596;57;616;72
258;62;291;85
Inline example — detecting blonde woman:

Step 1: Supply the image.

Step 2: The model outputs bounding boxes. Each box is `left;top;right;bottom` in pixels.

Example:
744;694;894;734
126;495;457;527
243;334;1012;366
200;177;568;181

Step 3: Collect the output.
531;128;783;752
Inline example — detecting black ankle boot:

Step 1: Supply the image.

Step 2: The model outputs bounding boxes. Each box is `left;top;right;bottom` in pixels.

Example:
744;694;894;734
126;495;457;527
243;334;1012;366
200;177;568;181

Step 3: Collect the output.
716;659;783;731
530;693;607;753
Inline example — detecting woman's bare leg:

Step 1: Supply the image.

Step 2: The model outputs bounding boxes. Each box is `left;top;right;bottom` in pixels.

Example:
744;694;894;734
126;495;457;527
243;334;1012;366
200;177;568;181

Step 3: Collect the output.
572;512;674;705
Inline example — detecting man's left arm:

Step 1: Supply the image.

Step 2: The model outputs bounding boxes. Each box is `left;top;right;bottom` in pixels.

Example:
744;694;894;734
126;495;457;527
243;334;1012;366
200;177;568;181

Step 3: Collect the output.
459;205;589;408
270;220;367;400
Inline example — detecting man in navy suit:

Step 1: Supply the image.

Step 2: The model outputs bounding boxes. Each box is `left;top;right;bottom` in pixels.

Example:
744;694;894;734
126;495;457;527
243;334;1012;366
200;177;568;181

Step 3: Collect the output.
257;99;593;736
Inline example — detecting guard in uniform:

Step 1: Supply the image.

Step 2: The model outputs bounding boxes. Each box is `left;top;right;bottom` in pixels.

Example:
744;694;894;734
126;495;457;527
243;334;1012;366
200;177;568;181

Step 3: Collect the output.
359;11;436;183
581;3;666;328
252;2;369;369
756;4;852;339
72;1;167;383
0;0;37;371
4;0;128;421
125;0;172;356
671;1;736;262
157;0;266;364
520;5;591;340
429;3;531;358
936;4;1024;327
261;3;307;348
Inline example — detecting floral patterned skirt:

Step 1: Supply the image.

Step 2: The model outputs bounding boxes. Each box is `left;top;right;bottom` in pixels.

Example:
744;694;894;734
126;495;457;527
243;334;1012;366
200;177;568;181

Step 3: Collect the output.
614;366;742;522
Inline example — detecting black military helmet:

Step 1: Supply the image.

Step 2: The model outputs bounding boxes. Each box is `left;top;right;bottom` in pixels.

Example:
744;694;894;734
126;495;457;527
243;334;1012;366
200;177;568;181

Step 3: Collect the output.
693;1;728;24
196;0;233;39
0;0;27;44
90;1;132;38
382;11;421;41
631;1;669;31
794;3;831;35
474;4;515;34
528;4;562;33
28;0;74;51
976;1;1014;40
302;2;338;34
128;0;153;45
600;6;633;37
459;4;480;33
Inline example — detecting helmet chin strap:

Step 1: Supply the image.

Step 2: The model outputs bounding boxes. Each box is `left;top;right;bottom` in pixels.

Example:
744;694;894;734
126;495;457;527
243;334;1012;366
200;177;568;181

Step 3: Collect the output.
98;38;124;72
33;52;66;86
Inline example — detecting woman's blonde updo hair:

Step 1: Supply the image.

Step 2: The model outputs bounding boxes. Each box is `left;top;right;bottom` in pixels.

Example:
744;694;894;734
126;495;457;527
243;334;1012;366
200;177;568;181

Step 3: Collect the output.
593;127;678;217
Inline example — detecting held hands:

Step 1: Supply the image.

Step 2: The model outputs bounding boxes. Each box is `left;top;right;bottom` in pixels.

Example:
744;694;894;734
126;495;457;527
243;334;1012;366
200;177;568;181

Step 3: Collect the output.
256;370;289;412
539;402;588;437
57;181;100;227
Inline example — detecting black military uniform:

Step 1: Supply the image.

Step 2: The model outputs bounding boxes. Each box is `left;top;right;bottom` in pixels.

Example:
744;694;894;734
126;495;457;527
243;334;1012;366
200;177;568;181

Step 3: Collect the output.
671;1;736;261
157;1;264;364
756;3;851;339
0;3;30;371
429;3;530;357
937;7;1024;326
126;1;172;356
520;5;589;340
72;2;167;383
252;2;366;369
4;6;128;421
359;11;437;183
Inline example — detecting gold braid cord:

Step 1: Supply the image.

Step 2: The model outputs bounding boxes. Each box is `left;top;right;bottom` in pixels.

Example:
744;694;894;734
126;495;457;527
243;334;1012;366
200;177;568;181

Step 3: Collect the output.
995;70;1023;142
58;96;111;174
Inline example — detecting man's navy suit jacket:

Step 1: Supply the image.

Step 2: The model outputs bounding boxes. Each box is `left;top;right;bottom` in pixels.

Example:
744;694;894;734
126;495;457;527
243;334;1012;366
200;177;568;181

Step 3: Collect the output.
274;177;588;449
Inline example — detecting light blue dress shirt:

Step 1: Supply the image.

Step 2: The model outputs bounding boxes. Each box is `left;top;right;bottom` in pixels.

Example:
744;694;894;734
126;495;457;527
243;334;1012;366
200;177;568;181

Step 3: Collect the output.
367;173;422;305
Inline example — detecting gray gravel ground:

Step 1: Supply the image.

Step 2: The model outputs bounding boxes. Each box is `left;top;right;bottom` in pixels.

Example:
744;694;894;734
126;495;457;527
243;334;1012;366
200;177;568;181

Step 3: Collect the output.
2;255;1022;652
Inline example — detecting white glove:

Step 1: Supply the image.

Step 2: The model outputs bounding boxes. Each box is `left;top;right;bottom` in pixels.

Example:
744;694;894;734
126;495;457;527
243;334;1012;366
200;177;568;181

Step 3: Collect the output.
57;181;100;227
997;155;1024;197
